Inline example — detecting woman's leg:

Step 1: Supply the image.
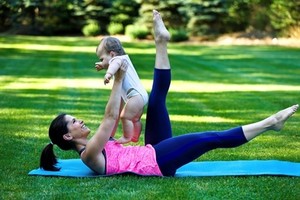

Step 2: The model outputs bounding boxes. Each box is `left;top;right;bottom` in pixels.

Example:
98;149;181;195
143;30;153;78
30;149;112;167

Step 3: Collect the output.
154;105;298;176
242;104;298;140
145;10;172;145
153;10;170;70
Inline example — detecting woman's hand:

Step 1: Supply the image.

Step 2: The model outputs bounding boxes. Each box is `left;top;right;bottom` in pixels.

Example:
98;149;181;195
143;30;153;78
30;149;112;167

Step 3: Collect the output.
114;59;128;82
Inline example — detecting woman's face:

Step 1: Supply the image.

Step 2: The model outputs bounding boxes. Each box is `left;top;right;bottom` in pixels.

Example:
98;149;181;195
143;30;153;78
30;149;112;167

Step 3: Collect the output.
64;114;90;140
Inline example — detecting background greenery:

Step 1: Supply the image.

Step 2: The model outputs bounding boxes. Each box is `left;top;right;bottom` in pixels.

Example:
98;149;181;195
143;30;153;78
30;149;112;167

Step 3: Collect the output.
1;0;300;38
0;35;299;199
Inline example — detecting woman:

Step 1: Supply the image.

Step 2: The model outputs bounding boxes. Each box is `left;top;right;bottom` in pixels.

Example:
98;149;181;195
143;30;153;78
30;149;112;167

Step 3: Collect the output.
40;10;298;177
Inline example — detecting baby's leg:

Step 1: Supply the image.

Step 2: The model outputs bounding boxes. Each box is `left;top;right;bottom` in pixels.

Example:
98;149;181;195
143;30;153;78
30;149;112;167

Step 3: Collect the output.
118;95;144;144
145;10;172;145
242;104;298;140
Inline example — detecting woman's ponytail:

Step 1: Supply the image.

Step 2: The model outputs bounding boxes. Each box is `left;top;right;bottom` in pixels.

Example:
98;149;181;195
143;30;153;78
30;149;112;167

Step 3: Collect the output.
40;143;60;171
40;113;73;171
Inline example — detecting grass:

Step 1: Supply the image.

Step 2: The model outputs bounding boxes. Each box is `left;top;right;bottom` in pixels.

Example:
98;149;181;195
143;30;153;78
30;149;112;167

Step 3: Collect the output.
0;35;300;200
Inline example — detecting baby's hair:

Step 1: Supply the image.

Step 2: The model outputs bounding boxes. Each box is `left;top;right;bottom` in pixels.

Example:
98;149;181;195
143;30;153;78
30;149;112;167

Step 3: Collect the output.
100;37;126;55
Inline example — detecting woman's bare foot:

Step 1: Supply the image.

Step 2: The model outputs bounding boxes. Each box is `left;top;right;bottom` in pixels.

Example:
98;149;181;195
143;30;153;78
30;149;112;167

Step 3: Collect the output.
270;104;298;131
242;104;298;141
153;10;170;42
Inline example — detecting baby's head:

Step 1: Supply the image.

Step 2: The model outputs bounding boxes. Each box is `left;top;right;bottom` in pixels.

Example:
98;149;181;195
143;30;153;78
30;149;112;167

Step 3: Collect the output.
97;36;126;56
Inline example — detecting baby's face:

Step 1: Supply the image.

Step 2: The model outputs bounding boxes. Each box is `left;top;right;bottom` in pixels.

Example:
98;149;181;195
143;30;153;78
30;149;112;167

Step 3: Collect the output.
96;43;112;70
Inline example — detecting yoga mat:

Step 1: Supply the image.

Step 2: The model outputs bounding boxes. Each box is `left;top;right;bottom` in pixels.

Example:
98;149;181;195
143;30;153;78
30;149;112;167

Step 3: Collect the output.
28;159;300;177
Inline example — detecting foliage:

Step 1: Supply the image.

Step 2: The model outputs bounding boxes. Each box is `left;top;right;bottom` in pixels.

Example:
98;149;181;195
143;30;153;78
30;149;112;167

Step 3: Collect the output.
79;0;112;34
108;22;124;35
183;0;227;36
125;24;149;39
110;0;140;28
169;28;189;42
269;0;300;37
36;0;83;35
137;0;186;31
223;0;300;37
1;0;300;38
82;21;101;36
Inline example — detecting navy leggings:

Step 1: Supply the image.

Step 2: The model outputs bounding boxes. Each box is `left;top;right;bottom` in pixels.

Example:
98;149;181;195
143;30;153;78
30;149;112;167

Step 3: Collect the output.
145;69;247;176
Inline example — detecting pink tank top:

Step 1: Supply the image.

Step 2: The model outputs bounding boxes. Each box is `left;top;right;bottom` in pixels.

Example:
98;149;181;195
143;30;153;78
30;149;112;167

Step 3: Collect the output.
104;141;163;176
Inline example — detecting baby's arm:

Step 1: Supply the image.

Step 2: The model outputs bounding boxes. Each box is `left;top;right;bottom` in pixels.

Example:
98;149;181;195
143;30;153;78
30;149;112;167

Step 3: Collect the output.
104;58;122;85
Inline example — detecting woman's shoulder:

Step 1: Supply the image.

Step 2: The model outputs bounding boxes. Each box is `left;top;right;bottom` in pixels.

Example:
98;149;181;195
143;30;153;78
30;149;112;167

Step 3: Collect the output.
80;147;106;174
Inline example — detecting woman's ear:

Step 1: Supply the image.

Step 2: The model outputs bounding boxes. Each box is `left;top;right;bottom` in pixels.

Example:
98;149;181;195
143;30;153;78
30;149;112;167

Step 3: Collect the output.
63;133;73;141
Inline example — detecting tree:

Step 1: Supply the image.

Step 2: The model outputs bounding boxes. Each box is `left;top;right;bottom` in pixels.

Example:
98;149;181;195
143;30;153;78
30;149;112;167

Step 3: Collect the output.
0;1;17;32
79;0;112;34
36;0;84;35
0;0;42;34
137;0;186;31
182;0;228;36
110;0;140;27
269;0;300;37
1;0;299;37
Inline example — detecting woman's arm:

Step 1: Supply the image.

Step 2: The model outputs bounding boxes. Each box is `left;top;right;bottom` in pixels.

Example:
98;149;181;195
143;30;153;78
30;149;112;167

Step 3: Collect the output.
83;63;126;170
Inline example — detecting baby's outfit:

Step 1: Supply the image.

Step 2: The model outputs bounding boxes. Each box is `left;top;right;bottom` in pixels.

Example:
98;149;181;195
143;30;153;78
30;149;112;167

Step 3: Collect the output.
109;55;148;105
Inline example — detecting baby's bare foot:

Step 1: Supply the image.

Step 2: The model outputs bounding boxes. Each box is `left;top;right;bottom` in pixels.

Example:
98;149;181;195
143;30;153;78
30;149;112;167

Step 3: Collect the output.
131;131;141;143
116;136;132;144
271;104;298;131
153;10;170;42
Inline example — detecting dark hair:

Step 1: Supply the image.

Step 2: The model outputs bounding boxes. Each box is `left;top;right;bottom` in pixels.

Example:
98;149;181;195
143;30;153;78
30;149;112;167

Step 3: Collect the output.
100;36;126;55
40;113;74;171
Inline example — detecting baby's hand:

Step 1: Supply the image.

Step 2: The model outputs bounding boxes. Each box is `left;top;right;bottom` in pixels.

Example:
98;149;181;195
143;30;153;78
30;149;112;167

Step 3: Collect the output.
115;136;132;144
104;73;112;85
95;62;104;71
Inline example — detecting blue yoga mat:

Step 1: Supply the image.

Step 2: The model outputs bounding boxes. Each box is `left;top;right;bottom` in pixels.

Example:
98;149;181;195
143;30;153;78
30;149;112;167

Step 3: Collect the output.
28;159;300;177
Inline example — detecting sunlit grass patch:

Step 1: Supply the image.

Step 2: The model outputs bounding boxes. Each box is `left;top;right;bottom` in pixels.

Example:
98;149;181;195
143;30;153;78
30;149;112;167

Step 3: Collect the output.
169;114;241;123
3;77;300;93
0;43;95;52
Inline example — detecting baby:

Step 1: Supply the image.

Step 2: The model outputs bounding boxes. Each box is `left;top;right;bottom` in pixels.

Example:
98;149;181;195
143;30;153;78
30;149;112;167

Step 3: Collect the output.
95;36;148;144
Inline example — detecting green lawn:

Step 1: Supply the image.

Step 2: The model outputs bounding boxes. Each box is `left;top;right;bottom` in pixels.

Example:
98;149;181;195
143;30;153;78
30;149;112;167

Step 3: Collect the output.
0;35;299;200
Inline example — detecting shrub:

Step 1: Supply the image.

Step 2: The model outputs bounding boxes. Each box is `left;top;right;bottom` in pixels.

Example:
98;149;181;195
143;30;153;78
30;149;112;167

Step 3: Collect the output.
170;28;189;42
108;23;124;35
125;24;149;39
82;21;100;36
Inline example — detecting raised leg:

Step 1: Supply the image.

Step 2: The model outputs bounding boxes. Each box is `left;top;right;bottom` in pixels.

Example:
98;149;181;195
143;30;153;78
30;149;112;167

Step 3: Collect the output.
145;10;172;145
153;104;298;176
242;104;298;141
153;10;170;70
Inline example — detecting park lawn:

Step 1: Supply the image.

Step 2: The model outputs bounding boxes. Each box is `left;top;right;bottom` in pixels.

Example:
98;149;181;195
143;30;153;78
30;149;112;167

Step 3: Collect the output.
0;35;299;200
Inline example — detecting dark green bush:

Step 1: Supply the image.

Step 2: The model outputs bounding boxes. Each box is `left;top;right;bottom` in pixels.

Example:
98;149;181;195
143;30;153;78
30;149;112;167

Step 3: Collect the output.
170;28;189;42
125;24;149;39
108;23;124;35
82;21;100;36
